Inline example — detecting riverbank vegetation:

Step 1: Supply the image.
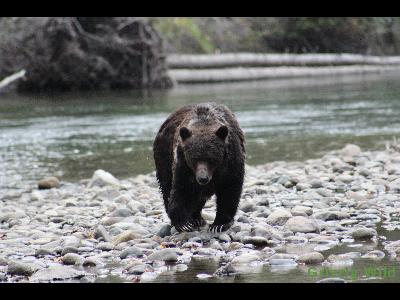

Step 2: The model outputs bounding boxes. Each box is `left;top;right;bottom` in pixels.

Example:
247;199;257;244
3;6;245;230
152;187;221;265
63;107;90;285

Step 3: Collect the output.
149;17;400;55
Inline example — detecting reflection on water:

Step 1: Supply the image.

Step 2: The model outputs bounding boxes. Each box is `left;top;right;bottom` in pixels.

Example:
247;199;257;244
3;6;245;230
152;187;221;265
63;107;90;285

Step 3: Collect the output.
1;72;400;190
150;224;400;283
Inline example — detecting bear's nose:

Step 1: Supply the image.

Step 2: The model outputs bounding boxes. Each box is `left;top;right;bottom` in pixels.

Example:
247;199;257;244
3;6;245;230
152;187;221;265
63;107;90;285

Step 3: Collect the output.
197;176;209;185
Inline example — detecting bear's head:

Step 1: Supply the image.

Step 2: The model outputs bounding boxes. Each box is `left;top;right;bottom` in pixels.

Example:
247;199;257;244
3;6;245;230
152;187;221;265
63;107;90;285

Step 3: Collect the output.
179;124;228;185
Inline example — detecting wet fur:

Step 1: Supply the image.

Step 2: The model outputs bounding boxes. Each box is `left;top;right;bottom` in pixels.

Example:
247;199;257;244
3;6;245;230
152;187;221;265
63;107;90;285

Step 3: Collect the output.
153;103;245;232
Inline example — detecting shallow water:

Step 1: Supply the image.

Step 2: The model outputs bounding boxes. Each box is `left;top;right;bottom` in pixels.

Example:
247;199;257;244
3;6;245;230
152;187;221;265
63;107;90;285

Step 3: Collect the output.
1;72;400;191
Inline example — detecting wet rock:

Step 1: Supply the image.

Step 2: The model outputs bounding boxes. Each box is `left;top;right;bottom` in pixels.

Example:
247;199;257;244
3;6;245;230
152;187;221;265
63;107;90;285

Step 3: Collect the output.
327;254;353;265
291;205;313;216
127;264;154;275
35;248;56;257
120;246;144;259
112;230;139;246
297;252;324;264
266;208;292;226
61;246;80;256
157;224;172;238
147;248;178;262
284;216;319;233
231;252;262;265
96;242;114;251
340;144;362;157
243;236;269;246
351;227;377;240
30;266;85;282
7;261;40;276
0;257;8;266
269;258;297;266
317;277;347;283
313;210;349;221
361;250;385;260
94;225;112;242
88;169;120;188
110;208;133;218
214;263;237;276
62;253;82;265
38;177;60;189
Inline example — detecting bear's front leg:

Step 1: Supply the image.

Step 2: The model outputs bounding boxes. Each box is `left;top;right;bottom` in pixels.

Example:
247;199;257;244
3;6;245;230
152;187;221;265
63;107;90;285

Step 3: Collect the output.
167;186;199;232
209;183;242;233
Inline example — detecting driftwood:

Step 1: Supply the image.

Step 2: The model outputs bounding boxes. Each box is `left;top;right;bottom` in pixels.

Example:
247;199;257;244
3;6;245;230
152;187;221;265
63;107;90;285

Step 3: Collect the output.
169;65;400;83
0;70;26;92
167;53;400;69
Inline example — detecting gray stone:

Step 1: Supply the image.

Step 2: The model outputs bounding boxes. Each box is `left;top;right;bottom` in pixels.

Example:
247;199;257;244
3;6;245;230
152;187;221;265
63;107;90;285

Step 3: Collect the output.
96;242;114;251
35;248;56;257
61;246;79;256
340;144;361;157
30;266;85;282
231;252;262;265
7;260;40;276
243;236;269;246
0;256;8;266
297;252;324;264
351;227;377;240
88;169;120;188
127;264;154;275
291;205;313;216
94;225;112;242
147;248;178;262
38;176;60;189
120;246;144;259
284;216;319;233
317;277;347;283
110;208;132;218
157;224;172;238
62;253;82;265
266;208;292;226
269;258;297;266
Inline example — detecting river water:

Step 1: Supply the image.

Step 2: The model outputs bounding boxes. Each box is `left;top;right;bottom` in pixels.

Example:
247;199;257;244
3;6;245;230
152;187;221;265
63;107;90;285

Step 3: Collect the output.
1;72;400;191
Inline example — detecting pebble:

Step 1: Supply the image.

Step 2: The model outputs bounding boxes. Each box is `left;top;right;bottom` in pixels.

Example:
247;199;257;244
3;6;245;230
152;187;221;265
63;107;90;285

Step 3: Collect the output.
7;260;40;276
94;225;112;242
297;252;324;264
284;216;319;233
2;144;399;283
266;209;292;225
120;246;144;259
62;253;82;265
147;249;178;262
351;227;377;240
38;177;60;189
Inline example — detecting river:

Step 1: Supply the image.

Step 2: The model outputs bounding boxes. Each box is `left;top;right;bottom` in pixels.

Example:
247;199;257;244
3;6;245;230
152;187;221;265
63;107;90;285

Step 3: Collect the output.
1;72;400;192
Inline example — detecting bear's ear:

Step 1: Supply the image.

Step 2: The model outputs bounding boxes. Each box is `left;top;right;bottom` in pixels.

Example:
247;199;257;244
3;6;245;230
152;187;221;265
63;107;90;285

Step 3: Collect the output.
215;125;228;141
179;127;192;141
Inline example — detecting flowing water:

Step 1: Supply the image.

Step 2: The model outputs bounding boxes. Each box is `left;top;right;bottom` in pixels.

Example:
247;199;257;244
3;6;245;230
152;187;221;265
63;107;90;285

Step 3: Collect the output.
2;72;400;191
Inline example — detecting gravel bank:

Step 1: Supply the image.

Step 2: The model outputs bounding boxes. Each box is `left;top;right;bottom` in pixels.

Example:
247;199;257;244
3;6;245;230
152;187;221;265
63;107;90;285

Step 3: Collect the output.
1;143;400;283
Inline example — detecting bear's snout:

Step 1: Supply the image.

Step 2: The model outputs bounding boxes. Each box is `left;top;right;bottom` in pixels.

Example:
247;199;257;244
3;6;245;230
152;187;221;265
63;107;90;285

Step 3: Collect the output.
195;162;211;185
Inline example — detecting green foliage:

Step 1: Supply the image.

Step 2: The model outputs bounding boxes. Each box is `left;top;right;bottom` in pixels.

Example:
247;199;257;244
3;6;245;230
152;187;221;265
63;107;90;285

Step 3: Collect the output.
148;17;400;55
149;17;215;54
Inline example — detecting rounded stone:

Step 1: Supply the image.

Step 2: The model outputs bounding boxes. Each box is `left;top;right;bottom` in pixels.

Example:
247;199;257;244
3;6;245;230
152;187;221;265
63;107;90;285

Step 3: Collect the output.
297;252;324;264
38;176;60;189
284;216;319;233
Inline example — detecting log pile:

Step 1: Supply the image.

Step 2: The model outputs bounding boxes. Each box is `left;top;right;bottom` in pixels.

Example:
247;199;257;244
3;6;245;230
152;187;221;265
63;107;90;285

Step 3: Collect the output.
0;17;173;93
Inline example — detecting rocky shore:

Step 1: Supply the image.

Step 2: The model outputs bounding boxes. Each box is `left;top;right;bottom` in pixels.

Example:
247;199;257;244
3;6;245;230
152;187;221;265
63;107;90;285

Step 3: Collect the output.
1;143;400;283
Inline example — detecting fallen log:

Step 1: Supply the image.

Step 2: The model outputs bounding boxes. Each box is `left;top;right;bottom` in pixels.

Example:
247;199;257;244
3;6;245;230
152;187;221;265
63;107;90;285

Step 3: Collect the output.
167;53;400;69
169;65;400;83
0;70;26;92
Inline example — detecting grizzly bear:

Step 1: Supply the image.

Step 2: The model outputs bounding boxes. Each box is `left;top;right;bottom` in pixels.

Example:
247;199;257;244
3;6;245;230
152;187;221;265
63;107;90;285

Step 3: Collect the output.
153;103;245;233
